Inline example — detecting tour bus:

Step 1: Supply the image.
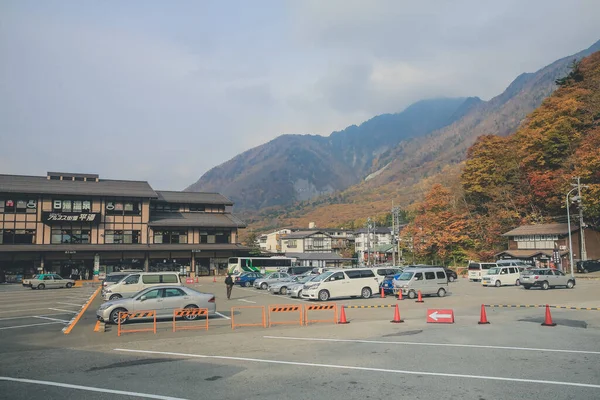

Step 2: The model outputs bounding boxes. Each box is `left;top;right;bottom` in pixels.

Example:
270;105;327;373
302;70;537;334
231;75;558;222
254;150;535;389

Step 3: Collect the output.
467;261;498;281
227;257;296;276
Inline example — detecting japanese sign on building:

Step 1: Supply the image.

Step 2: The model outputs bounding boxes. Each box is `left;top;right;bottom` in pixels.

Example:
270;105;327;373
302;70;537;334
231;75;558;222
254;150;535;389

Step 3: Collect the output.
42;212;100;225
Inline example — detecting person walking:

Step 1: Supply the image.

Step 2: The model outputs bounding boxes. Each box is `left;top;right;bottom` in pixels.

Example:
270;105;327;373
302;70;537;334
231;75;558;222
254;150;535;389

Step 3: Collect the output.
225;273;234;300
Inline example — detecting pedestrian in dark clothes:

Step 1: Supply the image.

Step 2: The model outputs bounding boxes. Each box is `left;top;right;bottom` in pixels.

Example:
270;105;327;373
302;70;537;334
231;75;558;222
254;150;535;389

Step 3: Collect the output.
225;273;234;299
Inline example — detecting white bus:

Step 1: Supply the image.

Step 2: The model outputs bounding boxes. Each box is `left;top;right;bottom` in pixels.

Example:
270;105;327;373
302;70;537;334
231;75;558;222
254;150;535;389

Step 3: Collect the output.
227;257;296;276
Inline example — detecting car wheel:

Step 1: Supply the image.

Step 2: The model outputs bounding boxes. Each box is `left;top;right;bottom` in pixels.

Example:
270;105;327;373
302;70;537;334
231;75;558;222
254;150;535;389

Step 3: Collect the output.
437;288;446;297
448;276;455;283
495;280;501;288
280;287;287;295
541;281;549;290
66;282;73;288
110;308;128;325
566;280;575;289
37;283;45;290
361;287;372;299
407;290;416;299
109;294;123;301
523;285;531;290
515;279;520;286
183;305;200;320
260;282;268;290
297;290;302;298
244;281;251;287
318;290;330;301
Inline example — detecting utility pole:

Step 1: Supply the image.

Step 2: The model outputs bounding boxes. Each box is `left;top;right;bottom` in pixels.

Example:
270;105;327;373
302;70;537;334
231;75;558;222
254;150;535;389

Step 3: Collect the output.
391;203;401;266
366;217;373;266
576;177;588;261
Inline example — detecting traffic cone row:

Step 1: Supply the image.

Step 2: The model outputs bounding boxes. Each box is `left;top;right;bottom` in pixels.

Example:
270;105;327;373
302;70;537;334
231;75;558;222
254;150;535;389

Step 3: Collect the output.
477;303;557;326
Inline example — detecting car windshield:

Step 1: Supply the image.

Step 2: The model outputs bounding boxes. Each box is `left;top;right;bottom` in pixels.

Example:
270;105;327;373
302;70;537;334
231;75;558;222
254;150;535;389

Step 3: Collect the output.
487;267;501;275
105;275;126;283
397;272;414;281
313;272;334;282
265;273;277;279
299;275;316;283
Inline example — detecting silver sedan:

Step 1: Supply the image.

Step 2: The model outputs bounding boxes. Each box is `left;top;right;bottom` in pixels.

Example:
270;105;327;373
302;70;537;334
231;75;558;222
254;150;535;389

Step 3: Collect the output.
269;275;316;295
253;272;292;290
96;285;216;324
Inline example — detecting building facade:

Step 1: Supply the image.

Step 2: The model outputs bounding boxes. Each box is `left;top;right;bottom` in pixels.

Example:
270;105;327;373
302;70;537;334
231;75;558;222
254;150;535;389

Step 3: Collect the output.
0;172;248;283
354;227;393;264
498;223;600;269
258;229;292;253
280;231;332;253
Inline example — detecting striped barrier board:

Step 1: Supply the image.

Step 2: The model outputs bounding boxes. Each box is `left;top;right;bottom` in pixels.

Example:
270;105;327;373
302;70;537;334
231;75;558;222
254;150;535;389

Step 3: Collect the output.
484;304;600;311
172;308;209;332
344;305;397;309
269;304;303;327
118;310;157;336
304;304;337;326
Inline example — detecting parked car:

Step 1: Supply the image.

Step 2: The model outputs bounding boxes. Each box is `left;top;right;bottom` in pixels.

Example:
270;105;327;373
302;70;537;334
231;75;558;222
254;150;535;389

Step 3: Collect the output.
393;266;449;299
520;268;575;290
269;275;315;295
481;266;523;287
97;285;216;325
301;268;379;301
288;275;319;298
576;260;600;274
22;274;75;290
102;272;133;289
253;272;292;290
235;272;263;287
444;268;458;282
102;272;182;301
373;267;404;285
380;274;399;295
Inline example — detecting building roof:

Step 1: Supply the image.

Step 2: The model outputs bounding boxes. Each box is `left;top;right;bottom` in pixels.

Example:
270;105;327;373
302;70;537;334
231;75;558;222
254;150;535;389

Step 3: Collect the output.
0;174;157;198
0;243;250;253
354;227;392;234
502;223;579;236
285;252;343;260
283;230;332;239
156;191;233;205
148;212;247;228
374;244;395;253
495;249;569;258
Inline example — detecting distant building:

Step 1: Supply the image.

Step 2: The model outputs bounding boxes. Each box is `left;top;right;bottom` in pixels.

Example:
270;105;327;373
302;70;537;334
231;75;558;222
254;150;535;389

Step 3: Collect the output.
354;227;393;264
258;228;292;253
280;230;332;253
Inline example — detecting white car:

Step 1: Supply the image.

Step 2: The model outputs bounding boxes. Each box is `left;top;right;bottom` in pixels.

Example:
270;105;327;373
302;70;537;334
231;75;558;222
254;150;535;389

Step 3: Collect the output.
253;272;292;290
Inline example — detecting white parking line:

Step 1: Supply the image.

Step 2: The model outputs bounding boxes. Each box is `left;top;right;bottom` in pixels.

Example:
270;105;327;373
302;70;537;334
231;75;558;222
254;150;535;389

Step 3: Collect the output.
0;376;190;400
0;307;60;315
262;336;600;355
48;308;79;314
236;287;306;302
215;312;231;320
57;302;85;307
0;313;74;321
34;316;70;323
114;348;600;389
238;299;256;303
0;322;65;330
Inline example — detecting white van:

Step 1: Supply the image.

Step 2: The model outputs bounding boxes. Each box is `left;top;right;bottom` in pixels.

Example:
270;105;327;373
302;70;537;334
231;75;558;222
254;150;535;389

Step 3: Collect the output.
481;266;524;287
468;262;498;281
393;267;448;299
301;268;379;301
373;267;403;285
102;272;182;301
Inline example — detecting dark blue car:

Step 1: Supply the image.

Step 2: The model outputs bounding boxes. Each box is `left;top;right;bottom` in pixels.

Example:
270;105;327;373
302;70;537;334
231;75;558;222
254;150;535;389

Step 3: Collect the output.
380;274;400;295
235;272;263;287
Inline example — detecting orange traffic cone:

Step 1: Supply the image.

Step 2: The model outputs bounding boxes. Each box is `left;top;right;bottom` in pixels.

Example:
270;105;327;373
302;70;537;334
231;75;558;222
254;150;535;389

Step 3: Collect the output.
415;290;424;303
390;304;404;323
397;290;403;300
478;304;490;324
380;287;386;298
213;276;217;283
195;277;199;283
541;304;556;327
338;306;349;324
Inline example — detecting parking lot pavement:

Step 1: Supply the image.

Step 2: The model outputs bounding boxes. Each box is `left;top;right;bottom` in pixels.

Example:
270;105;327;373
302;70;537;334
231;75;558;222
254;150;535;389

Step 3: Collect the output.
0;284;99;342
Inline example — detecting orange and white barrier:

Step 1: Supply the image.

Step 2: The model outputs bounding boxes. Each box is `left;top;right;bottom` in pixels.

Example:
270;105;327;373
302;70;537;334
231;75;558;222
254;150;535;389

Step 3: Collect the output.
117;310;157;336
172;308;209;332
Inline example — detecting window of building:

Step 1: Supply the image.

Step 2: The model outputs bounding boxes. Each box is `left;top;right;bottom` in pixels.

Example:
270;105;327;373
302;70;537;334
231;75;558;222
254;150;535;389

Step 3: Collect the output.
53;199;91;213
50;229;90;244
153;230;188;244
106;200;142;215
287;239;297;248
104;230;140;244
150;203;180;213
0;229;35;244
199;230;230;244
1;199;37;214
312;238;324;248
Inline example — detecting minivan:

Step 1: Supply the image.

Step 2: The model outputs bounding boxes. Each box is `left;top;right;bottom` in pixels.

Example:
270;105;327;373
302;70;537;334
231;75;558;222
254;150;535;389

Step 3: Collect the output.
481;266;524;287
393;267;448;299
102;272;182;301
373;267;403;285
281;266;314;276
468;262;498;281
301;268;379;301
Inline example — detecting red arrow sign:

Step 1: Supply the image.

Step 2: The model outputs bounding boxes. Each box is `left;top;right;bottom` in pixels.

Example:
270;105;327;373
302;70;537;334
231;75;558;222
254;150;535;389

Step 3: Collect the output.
427;308;454;323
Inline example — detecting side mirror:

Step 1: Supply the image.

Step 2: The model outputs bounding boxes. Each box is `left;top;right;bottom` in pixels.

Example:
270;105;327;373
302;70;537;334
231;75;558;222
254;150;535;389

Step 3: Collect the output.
139;295;146;301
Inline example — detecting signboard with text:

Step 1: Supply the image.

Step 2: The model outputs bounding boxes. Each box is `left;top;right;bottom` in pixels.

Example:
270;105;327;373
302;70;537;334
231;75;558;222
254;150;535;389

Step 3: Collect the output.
42;211;101;225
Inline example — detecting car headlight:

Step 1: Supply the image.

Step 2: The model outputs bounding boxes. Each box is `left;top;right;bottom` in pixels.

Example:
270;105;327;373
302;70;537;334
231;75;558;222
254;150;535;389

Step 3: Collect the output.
105;289;112;293
98;303;111;311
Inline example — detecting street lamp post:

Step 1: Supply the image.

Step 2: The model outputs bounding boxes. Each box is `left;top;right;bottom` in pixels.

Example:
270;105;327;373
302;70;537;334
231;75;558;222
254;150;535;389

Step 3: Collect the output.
566;188;578;278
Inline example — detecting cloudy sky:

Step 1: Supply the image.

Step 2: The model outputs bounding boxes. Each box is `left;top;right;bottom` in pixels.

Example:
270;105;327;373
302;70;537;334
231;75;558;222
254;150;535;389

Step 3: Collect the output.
1;1;599;190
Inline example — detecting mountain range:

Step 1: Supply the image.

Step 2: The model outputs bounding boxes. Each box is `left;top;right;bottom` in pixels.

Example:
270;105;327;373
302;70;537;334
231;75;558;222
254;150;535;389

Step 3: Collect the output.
187;39;600;227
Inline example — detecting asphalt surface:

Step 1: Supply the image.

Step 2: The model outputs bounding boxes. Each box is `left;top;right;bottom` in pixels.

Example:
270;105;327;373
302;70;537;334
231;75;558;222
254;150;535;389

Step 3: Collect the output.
1;277;599;399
